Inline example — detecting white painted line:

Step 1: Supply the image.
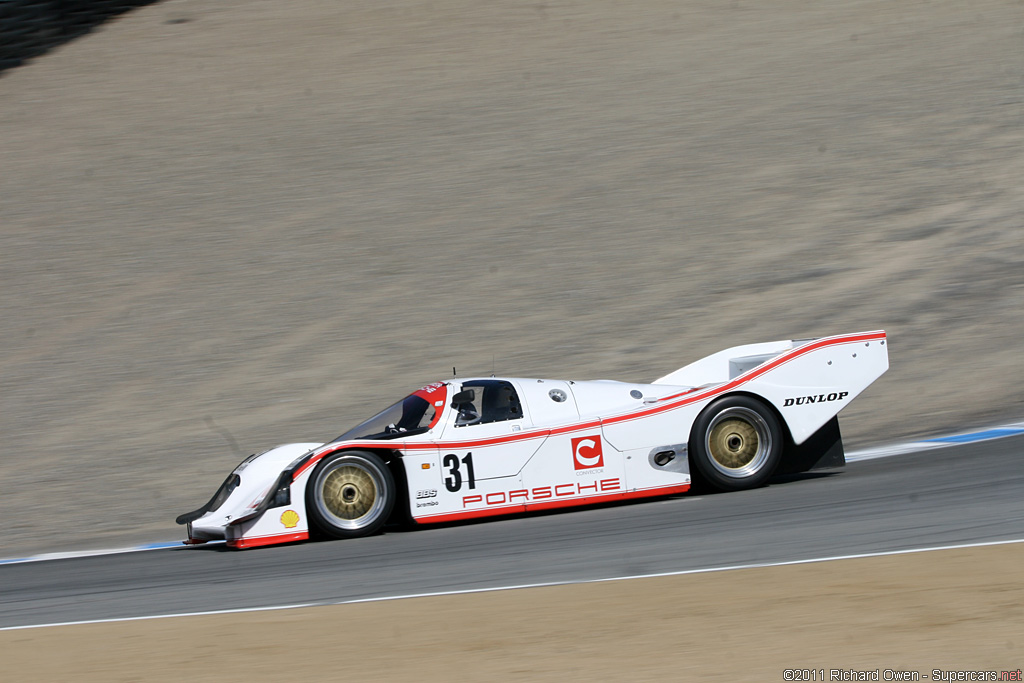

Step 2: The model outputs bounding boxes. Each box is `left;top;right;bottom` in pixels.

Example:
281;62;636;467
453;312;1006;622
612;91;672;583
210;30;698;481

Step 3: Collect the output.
0;540;223;566
336;537;1024;605
845;441;946;462
0;603;319;632
3;536;1023;632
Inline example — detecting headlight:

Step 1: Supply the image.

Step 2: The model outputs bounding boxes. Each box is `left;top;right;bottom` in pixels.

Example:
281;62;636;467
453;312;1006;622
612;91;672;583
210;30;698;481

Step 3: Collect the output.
231;472;292;525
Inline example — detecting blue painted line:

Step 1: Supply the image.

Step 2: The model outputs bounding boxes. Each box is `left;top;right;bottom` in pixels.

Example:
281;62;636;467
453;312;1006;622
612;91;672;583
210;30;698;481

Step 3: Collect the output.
0;558;30;566
139;542;183;550
926;427;1024;444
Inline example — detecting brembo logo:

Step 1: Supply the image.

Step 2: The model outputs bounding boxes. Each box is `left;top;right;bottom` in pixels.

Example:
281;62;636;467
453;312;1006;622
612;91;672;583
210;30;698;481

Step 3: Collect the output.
572;435;604;470
784;391;849;407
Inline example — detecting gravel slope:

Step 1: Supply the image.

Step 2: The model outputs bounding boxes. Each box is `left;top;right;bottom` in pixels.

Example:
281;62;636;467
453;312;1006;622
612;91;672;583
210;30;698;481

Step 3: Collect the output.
1;0;1022;553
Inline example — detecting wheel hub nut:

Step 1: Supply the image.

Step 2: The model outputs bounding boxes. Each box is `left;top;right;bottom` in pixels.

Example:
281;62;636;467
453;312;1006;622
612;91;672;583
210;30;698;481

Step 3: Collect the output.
342;485;358;503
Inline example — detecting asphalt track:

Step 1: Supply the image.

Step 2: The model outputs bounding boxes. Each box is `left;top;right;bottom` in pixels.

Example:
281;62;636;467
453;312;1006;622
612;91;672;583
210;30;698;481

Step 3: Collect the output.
2;435;1022;630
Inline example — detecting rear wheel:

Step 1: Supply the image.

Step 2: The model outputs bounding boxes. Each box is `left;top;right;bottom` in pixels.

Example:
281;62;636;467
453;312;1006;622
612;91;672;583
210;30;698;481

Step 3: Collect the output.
690;396;782;491
306;450;395;539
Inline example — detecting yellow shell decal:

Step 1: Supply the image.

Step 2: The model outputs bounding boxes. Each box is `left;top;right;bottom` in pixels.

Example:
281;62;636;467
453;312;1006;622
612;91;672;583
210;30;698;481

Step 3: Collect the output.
280;509;300;528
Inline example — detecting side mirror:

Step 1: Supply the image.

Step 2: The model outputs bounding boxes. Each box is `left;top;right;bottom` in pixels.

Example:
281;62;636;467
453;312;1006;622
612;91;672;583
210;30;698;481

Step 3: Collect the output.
450;389;475;408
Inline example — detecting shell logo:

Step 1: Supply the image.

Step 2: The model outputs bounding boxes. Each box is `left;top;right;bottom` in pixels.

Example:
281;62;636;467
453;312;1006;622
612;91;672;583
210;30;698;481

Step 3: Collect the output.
280;509;300;528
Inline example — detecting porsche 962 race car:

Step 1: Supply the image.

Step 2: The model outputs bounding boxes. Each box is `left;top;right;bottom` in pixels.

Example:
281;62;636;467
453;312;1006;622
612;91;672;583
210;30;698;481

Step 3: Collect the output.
178;330;888;549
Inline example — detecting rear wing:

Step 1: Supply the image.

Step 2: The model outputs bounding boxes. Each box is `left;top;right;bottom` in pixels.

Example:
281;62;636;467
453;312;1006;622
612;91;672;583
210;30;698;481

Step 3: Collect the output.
654;331;888;444
653;338;800;387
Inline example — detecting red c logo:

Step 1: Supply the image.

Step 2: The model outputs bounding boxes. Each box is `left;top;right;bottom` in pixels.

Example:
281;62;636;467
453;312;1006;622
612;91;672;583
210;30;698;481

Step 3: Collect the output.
571;435;604;470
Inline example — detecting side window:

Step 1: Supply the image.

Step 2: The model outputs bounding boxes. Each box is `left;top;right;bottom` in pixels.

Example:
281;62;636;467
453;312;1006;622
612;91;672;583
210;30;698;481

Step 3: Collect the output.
454;380;523;427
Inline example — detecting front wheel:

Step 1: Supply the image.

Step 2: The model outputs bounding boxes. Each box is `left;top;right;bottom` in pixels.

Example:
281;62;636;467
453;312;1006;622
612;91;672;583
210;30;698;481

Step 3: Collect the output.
690;396;783;491
306;450;395;539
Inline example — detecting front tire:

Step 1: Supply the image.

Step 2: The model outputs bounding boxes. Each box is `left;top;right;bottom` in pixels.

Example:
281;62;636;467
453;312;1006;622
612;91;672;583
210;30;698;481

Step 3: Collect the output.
306;450;395;539
690;396;782;491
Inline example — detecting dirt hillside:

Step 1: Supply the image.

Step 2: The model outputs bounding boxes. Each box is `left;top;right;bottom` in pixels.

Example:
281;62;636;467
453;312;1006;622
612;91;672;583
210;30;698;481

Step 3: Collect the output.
1;0;1022;554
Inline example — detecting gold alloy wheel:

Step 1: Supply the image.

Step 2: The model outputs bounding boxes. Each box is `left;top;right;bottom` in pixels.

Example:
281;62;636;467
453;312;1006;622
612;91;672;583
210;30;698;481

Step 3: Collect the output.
320;464;379;522
704;406;772;478
309;451;395;538
708;418;759;469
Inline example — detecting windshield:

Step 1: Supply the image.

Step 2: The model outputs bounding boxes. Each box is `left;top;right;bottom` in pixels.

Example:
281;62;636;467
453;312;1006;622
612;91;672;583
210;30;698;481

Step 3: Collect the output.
330;382;448;442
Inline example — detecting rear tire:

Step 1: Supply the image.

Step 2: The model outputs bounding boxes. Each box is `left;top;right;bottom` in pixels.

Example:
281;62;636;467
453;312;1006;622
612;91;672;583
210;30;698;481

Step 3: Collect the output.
306;450;395;539
690;396;782;491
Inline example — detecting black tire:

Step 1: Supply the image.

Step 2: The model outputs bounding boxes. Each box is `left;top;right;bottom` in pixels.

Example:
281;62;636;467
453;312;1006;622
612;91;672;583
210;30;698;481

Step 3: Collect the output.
689;395;783;491
306;450;395;539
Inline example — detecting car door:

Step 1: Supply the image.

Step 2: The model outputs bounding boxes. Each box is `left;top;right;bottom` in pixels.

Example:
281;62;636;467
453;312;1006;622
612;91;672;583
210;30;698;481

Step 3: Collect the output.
428;379;547;519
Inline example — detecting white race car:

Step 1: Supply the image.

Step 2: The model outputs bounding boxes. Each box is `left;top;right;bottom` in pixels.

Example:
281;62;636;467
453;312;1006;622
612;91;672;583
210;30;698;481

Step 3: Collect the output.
178;331;888;549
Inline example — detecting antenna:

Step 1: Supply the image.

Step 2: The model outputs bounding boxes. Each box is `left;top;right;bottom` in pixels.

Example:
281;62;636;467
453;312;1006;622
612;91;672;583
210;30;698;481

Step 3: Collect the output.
491;355;495;377
453;366;457;377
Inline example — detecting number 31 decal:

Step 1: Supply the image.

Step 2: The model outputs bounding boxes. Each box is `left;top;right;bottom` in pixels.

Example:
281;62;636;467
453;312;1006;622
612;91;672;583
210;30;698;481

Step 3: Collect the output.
443;452;476;492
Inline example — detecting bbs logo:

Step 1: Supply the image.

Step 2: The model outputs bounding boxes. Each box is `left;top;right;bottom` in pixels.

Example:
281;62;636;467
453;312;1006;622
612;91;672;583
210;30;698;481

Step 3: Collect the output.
571;435;604;470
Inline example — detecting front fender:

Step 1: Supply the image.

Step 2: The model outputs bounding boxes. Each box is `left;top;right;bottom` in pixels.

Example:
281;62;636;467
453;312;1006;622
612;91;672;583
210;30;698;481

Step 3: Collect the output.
181;442;322;542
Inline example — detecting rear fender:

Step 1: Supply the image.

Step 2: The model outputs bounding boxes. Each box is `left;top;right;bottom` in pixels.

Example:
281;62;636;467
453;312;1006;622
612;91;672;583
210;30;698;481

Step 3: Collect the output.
744;333;888;444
